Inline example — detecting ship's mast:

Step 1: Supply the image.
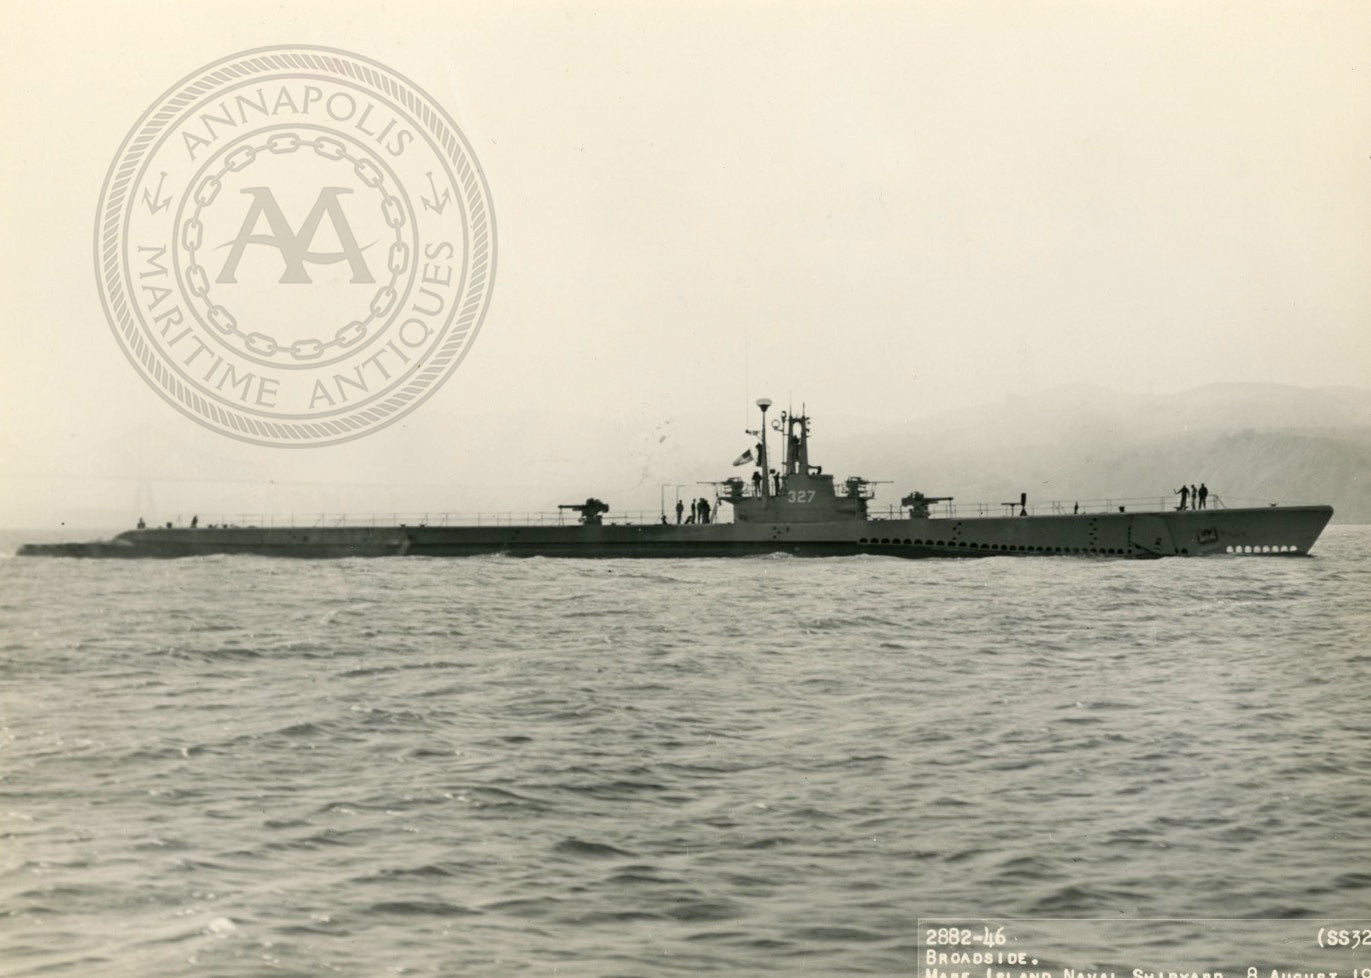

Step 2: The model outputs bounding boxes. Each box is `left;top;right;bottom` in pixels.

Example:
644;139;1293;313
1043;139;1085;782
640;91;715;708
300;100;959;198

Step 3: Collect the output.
779;407;809;477
757;398;772;500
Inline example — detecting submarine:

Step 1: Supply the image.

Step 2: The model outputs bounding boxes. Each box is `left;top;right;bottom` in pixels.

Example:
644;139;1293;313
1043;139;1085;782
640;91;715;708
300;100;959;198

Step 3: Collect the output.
17;398;1333;560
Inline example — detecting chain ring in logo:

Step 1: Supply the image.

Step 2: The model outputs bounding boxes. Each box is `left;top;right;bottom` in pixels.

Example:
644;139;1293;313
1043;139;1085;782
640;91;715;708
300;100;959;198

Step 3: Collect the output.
96;46;496;447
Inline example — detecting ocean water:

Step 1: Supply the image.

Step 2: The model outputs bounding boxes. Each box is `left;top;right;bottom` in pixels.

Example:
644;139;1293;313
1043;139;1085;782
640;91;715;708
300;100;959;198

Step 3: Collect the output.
2;526;1369;977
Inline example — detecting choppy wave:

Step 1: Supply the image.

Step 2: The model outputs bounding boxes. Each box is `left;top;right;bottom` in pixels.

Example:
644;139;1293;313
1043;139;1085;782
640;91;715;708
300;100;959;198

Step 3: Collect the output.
1;526;1369;976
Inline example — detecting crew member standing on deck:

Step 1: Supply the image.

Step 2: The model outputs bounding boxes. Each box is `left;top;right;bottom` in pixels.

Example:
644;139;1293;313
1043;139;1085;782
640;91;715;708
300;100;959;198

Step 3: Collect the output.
1175;485;1189;511
1198;483;1209;509
675;498;684;524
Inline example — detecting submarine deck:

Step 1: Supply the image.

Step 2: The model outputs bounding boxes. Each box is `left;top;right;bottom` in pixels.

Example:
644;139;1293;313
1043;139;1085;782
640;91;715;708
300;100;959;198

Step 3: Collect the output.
16;505;1334;559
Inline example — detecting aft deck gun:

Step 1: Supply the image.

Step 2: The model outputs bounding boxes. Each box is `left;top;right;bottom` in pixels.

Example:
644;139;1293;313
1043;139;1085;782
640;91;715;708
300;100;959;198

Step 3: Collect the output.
901;491;953;518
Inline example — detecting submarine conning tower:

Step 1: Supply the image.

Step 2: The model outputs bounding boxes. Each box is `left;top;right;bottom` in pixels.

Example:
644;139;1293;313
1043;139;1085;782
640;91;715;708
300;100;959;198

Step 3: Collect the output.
722;398;873;524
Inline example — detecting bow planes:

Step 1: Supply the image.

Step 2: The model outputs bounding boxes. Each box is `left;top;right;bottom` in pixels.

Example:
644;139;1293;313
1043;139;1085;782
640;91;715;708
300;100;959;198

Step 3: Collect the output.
17;398;1333;560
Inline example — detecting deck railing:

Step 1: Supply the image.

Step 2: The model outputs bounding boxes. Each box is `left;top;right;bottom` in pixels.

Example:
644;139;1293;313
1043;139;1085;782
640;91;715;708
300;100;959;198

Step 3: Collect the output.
162;510;686;529
151;495;1254;530
868;494;1232;520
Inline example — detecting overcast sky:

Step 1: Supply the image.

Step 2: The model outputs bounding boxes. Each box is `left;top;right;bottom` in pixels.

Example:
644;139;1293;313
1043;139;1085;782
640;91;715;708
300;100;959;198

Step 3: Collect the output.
2;1;1368;525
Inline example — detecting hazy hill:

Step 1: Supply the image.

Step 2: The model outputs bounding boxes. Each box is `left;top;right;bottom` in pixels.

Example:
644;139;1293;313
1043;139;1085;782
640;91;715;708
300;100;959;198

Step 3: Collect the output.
3;382;1368;527
838;384;1371;522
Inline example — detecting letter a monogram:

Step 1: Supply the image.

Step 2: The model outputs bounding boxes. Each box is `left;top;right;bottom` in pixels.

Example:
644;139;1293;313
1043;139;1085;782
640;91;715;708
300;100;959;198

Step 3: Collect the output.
217;187;375;284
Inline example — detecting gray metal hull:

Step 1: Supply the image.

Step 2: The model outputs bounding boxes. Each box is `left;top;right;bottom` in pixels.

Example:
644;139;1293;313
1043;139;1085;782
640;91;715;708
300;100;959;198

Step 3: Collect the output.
16;506;1333;559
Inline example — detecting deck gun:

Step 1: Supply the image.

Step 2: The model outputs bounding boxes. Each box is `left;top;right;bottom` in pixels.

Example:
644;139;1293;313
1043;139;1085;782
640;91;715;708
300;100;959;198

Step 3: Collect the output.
901;492;953;518
559;498;610;525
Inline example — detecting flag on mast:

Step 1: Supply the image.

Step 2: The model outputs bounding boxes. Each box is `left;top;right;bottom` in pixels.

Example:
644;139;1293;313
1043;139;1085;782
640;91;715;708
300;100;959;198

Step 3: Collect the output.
732;448;755;466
